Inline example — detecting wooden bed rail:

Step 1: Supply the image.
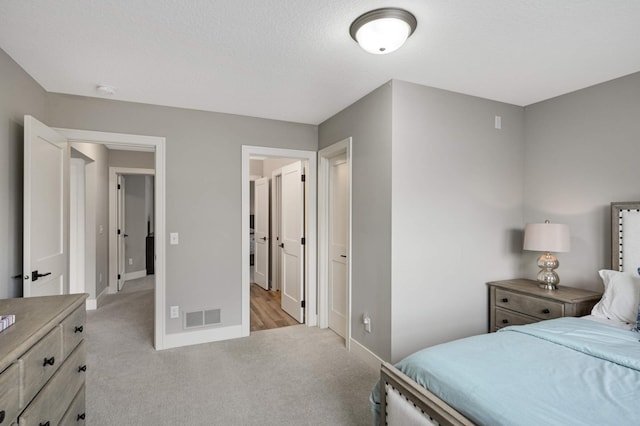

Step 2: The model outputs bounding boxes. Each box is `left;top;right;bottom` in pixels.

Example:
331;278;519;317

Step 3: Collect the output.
380;362;475;426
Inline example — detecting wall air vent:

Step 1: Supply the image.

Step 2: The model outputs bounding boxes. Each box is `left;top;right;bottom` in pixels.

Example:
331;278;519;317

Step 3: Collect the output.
184;308;221;329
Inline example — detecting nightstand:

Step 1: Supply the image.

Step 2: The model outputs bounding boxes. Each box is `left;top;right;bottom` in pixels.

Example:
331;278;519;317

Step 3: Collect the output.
487;279;602;332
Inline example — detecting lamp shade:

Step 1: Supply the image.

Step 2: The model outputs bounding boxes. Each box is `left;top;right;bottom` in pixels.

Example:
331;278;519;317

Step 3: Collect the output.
523;222;570;253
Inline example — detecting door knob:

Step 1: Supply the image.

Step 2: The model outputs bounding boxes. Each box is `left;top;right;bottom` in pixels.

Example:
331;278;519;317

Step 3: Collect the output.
261;236;267;241
279;243;284;248
31;270;52;282
340;255;347;258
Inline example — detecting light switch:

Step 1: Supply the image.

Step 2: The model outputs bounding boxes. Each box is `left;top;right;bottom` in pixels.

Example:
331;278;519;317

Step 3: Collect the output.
99;225;104;234
170;233;179;245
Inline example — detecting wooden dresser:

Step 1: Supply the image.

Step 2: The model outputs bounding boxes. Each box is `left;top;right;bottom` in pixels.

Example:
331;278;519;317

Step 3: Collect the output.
0;294;88;426
487;279;601;332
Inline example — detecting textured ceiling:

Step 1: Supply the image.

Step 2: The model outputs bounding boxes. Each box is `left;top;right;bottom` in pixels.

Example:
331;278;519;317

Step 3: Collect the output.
1;0;639;125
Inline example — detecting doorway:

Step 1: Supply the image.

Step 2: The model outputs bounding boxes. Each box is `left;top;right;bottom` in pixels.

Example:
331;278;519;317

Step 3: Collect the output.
241;146;317;337
109;168;155;293
51;125;167;350
250;156;307;331
318;138;352;347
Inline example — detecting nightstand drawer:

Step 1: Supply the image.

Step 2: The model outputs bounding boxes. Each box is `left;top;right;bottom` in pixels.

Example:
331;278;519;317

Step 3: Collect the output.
494;308;537;329
495;288;563;320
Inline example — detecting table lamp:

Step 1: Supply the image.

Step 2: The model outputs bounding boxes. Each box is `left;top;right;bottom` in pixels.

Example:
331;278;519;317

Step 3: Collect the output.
523;220;570;290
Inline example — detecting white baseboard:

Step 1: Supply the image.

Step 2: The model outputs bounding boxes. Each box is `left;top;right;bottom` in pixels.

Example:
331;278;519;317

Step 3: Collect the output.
124;270;147;281
349;338;383;372
162;325;243;350
85;287;107;310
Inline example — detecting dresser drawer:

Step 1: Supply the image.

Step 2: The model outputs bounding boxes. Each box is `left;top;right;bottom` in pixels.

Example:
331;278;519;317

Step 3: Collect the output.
61;306;86;358
494;308;537;330
0;363;20;425
20;326;63;407
60;385;85;425
495;288;563;320
19;341;86;426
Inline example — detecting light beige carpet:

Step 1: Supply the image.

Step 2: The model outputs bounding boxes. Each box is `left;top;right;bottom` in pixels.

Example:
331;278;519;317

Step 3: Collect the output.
86;279;378;425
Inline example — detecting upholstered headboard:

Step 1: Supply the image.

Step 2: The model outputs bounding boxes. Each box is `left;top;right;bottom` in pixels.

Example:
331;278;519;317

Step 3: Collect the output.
611;202;640;274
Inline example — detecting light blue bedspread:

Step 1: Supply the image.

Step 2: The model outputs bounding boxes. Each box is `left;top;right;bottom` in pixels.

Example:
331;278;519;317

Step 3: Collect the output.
371;317;640;425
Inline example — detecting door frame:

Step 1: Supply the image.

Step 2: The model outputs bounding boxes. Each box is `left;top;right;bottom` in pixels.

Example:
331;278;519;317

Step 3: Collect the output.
241;146;317;336
54;127;167;350
318;138;352;348
109;168;155;293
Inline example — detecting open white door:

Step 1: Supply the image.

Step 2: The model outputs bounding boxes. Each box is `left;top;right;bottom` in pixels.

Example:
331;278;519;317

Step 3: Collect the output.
117;175;126;291
328;154;349;338
23;115;69;297
254;177;269;290
280;161;304;323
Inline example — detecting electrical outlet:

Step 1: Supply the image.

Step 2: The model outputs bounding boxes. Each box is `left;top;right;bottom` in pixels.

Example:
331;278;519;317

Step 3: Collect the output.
170;306;179;319
128;258;133;265
99;273;102;283
170;232;179;245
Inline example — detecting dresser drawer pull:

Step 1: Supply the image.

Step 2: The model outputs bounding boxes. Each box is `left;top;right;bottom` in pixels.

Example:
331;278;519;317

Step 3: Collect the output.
77;413;86;421
74;325;84;333
501;298;508;303
0;409;5;423
78;365;87;372
42;356;55;367
502;319;509;324
542;308;551;314
39;422;50;426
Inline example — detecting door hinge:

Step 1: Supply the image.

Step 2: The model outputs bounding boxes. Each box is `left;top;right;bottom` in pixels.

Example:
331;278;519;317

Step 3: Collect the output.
118;184;121;190
301;237;305;245
117;274;121;280
301;300;305;308
301;174;306;182
117;229;121;235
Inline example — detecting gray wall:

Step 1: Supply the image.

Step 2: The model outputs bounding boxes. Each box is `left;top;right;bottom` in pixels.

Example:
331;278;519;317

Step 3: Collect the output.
318;82;393;361
46;93;317;334
0;49;47;298
124;175;147;274
109;150;155;169
69;142;109;299
523;71;640;292
391;81;525;361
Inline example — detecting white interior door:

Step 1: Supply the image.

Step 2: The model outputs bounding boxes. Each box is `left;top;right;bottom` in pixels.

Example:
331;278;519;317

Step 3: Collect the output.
23;115;69;297
117;175;126;291
270;172;282;291
280;161;304;323
254;177;270;290
328;154;349;338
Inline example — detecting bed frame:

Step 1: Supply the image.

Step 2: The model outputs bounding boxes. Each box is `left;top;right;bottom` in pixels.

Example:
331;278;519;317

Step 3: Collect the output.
378;202;640;426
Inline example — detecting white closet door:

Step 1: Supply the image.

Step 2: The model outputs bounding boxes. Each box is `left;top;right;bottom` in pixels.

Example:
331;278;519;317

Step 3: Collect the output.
254;177;270;290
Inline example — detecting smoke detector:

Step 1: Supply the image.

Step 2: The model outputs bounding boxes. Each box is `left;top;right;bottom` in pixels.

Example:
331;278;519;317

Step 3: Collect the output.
96;84;116;95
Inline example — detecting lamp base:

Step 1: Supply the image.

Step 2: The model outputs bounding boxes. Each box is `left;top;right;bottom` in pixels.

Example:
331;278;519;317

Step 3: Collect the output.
536;252;560;290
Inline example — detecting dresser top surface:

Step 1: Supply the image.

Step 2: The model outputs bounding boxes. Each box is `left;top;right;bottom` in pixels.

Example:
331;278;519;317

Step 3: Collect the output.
0;294;87;372
487;279;602;303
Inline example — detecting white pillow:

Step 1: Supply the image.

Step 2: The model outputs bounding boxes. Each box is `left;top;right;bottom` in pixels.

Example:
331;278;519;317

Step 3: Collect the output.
590;269;640;324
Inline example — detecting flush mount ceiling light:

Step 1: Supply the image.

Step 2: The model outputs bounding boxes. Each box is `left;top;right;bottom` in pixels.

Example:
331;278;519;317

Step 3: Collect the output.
96;84;116;95
350;8;417;55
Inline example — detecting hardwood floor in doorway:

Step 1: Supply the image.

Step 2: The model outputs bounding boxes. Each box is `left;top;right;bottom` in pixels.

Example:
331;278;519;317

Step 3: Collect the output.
250;283;299;332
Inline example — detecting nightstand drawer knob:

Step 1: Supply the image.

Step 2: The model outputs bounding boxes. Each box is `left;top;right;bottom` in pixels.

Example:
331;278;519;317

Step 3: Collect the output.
501;298;508;303
502;319;509;324
542;308;550;314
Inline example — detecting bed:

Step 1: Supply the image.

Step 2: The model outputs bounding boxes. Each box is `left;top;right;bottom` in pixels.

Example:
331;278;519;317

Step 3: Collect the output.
371;202;640;425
